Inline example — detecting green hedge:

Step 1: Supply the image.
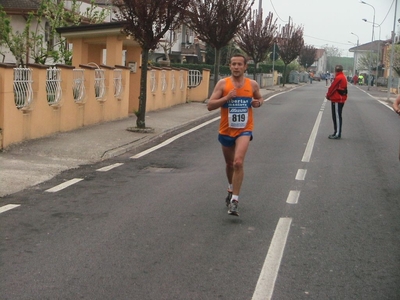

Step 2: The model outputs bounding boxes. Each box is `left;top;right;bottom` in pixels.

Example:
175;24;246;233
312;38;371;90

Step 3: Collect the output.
153;62;298;79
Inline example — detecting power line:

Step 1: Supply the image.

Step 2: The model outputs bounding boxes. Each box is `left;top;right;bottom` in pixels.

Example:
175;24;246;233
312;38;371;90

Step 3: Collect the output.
269;0;287;23
304;34;355;46
379;0;395;26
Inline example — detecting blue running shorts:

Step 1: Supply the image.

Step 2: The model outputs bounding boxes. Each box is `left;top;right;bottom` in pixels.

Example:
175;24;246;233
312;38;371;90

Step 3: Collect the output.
218;131;253;147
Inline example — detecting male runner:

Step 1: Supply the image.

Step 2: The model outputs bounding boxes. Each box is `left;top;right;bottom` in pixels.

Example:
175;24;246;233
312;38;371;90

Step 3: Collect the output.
207;54;263;216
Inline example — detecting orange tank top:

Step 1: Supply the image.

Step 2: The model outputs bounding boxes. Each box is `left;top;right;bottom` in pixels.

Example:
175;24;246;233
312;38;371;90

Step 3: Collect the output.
219;77;254;137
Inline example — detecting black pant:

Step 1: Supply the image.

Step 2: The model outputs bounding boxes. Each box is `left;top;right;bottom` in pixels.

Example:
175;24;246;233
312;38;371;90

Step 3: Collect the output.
331;102;344;137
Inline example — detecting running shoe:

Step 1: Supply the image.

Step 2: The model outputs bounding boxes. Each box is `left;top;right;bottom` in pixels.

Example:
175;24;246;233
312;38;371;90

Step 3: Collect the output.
226;191;232;207
228;200;239;216
328;134;341;139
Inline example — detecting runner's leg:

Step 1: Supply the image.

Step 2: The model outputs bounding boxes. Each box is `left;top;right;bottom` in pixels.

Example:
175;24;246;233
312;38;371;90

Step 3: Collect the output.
232;135;251;196
221;145;235;187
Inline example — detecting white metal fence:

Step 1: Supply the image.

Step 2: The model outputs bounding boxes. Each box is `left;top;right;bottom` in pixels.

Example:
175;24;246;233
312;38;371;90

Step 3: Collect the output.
94;68;105;99
188;70;202;88
161;70;167;93
46;67;62;105
73;69;86;103
150;70;157;93
13;67;33;109
113;69;123;98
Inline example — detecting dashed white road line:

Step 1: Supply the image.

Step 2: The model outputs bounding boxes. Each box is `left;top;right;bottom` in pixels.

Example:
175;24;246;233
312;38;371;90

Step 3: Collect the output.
96;163;124;172
295;169;307;181
252;217;293;300
45;178;83;193
286;190;301;204
302;99;326;162
130;117;220;159
0;204;20;214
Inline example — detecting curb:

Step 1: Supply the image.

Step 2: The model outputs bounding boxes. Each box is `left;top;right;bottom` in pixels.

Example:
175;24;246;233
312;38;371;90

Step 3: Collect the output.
100;109;221;160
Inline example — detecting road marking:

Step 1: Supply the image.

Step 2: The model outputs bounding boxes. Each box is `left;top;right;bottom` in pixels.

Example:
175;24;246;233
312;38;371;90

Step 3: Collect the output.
45;178;83;193
264;91;287;102
264;86;299;102
302;99;326;162
0;204;21;214
286;190;301;204
295;169;307;180
130;117;220;159
96;163;124;172
252;217;292;300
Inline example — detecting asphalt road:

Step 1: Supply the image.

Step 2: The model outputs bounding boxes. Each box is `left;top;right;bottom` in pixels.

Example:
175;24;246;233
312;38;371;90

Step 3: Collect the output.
1;82;399;299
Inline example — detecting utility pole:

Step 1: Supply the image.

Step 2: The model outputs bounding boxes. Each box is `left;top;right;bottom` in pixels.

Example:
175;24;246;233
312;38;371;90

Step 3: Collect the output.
387;0;398;101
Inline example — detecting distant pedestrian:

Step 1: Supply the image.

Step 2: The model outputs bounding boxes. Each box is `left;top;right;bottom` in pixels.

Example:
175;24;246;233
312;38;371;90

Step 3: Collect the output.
326;65;348;139
309;71;313;84
352;74;358;85
207;54;263;216
358;74;364;85
325;72;330;86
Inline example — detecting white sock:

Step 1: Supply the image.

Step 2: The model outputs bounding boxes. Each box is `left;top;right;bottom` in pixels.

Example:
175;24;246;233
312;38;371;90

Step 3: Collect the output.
228;184;233;192
231;195;239;202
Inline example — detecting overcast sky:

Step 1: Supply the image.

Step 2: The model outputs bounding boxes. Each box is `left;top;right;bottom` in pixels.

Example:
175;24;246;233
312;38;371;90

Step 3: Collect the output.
255;0;398;57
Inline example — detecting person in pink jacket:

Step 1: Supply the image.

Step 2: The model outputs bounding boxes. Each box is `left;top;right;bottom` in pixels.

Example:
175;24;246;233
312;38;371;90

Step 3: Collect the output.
326;65;348;139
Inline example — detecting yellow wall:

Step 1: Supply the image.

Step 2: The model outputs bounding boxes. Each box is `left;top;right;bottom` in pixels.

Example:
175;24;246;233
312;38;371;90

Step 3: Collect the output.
187;69;210;102
0;28;211;149
0;64;131;148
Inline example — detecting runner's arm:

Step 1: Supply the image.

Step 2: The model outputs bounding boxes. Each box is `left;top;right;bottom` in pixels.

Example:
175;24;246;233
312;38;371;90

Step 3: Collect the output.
393;95;400;115
251;80;263;108
207;79;235;111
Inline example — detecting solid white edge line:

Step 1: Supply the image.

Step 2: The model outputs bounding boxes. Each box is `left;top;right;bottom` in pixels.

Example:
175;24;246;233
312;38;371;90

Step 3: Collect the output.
96;163;124;172
45;178;83;193
286;190;301;204
0;204;21;214
295;169;307;181
264;91;287;102
264;86;299;102
252;217;293;300
130;117;220;159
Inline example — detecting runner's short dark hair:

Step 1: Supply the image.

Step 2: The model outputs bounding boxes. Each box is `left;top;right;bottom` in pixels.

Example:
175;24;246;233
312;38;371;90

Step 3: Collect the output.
230;54;247;65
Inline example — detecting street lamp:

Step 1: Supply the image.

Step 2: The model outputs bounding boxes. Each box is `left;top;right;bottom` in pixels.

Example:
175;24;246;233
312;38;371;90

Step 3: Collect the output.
360;1;376;90
351;32;359;46
363;18;381;88
351;32;360;76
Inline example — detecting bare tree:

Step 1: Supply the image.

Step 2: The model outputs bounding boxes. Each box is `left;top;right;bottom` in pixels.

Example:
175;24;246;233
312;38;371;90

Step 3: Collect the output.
357;52;378;73
113;0;190;129
324;45;342;57
236;9;277;79
277;20;304;86
187;0;254;87
390;44;400;76
298;45;316;70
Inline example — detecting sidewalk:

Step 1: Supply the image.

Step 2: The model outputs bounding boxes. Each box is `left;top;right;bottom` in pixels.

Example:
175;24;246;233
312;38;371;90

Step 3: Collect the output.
355;83;398;104
0;84;300;197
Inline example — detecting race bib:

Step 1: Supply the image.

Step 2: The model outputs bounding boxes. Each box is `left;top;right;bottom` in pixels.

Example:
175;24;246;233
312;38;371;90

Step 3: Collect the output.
228;107;248;128
226;97;252;128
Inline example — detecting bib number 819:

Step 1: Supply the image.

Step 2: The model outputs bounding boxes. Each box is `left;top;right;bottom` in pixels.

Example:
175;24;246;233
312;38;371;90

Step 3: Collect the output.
232;114;246;122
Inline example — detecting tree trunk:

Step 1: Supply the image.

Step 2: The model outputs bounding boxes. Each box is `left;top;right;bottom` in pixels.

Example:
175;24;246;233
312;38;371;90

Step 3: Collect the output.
137;49;149;128
253;61;258;80
282;64;287;87
213;48;221;88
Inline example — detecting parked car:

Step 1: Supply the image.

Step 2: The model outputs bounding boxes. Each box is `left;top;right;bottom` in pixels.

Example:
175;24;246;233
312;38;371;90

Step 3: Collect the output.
313;75;321;81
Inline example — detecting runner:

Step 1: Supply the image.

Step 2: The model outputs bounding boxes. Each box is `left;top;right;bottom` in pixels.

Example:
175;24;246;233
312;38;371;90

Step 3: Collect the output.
207;54;263;216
